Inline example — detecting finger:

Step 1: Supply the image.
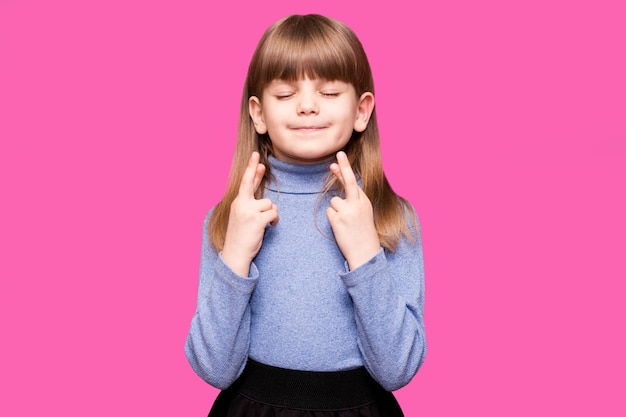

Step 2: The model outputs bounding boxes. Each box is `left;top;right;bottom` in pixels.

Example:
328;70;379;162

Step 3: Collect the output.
252;163;266;194
255;198;274;212
262;204;279;226
325;206;337;222
268;204;279;226
335;151;359;200
239;152;261;198
329;163;345;188
329;196;345;211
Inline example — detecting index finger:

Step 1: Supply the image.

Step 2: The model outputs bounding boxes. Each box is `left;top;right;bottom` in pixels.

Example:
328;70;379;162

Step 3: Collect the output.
335;151;360;199
238;152;263;198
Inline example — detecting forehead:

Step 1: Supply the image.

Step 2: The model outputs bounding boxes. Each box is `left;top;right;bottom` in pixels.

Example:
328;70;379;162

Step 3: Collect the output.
252;35;357;89
266;78;351;87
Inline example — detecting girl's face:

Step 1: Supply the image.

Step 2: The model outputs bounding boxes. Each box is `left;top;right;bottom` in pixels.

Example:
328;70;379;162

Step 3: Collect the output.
249;78;374;165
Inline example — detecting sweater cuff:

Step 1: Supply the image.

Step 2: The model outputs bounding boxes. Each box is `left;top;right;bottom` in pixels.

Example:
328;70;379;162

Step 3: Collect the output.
340;248;387;287
216;252;259;293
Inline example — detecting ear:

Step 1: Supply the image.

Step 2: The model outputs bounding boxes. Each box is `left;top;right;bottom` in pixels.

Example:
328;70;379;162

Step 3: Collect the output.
249;96;267;134
353;92;375;133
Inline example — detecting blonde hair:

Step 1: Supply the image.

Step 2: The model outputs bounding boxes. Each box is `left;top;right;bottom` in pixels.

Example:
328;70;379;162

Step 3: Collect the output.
209;14;417;251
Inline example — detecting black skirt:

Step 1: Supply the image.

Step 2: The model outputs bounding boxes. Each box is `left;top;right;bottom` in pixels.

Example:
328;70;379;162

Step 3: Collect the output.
208;359;404;417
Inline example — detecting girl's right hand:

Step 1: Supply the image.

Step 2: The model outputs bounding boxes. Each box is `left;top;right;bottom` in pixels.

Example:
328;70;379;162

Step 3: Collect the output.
221;152;279;277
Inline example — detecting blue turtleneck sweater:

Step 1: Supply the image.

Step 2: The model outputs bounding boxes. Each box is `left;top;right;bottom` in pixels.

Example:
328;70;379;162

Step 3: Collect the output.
185;156;425;391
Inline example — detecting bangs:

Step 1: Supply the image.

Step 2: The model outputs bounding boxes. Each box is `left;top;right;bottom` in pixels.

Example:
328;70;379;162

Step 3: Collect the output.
248;15;369;94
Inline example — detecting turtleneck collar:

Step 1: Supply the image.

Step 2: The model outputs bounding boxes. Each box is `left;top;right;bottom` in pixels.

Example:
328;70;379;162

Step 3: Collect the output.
265;155;332;194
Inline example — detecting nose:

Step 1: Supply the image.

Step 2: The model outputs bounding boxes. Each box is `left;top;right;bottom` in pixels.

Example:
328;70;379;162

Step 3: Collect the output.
297;92;319;115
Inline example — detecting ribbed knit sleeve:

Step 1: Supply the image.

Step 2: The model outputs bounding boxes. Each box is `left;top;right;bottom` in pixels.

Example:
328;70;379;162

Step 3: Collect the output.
340;213;426;391
185;211;259;389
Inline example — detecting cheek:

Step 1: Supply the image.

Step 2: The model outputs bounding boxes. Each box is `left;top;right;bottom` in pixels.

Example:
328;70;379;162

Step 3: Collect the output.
344;107;360;125
263;105;286;123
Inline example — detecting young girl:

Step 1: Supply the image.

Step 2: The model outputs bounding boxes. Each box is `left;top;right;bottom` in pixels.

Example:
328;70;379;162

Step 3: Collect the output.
186;14;425;417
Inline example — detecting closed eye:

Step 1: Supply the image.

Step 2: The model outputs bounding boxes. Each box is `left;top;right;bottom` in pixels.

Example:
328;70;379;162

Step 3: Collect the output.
321;92;340;97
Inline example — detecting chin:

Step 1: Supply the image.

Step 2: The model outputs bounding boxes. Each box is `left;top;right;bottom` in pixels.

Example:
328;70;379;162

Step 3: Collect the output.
289;152;335;164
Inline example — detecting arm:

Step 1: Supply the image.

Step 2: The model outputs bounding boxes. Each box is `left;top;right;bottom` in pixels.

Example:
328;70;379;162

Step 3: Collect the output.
327;151;426;391
184;212;258;389
186;152;278;389
340;218;426;391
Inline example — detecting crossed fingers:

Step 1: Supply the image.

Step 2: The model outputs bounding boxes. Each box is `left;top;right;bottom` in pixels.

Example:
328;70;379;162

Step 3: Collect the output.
239;151;265;199
326;151;379;269
329;151;360;200
238;152;279;226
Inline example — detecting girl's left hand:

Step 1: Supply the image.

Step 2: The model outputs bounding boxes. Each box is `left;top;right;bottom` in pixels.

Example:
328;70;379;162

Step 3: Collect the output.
326;151;381;270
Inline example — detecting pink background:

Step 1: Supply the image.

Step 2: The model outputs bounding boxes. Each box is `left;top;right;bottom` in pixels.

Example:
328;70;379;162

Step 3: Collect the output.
1;0;625;415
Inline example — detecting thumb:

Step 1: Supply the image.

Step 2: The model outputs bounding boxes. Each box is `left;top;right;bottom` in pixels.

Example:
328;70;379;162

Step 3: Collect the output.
325;206;336;223
268;204;279;227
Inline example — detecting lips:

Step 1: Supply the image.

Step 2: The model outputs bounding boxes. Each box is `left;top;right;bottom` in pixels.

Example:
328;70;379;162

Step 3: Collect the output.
292;126;326;132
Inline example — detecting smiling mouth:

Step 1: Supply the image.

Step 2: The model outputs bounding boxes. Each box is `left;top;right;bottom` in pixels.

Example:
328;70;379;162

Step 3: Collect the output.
292;126;326;132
